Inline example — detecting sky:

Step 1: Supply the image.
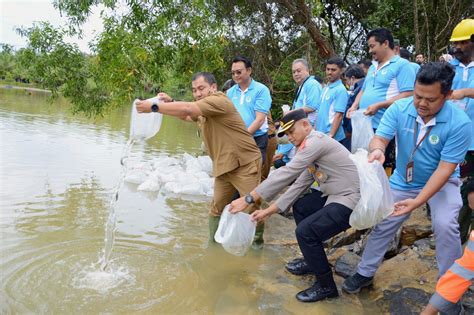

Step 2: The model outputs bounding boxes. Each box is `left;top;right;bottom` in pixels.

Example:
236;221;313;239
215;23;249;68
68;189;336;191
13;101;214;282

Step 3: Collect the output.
0;0;104;53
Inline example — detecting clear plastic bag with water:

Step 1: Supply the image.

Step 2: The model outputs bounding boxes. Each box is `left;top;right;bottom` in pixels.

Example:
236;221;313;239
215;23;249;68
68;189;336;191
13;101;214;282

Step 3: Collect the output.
349;149;394;230
351;110;374;153
214;205;256;256
129;97;163;141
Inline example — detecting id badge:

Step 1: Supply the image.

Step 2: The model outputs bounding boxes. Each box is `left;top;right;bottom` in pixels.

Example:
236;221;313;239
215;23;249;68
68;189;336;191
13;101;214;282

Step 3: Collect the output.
406;161;414;183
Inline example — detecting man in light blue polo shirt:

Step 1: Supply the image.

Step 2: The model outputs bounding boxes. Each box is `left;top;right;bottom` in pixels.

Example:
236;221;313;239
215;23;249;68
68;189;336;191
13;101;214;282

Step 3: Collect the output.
316;56;349;149
449;20;474;245
399;48;421;74
343;62;471;294
449;19;474;99
291;58;322;127
347;28;416;171
227;55;272;163
347;28;416;128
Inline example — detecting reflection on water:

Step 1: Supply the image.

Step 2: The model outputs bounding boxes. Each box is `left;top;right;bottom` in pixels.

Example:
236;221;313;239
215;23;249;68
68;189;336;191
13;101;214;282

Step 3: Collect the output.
0;89;380;314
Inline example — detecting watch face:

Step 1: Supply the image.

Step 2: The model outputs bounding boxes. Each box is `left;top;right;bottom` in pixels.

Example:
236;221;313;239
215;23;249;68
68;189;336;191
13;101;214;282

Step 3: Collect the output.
151;104;158;112
245;195;253;204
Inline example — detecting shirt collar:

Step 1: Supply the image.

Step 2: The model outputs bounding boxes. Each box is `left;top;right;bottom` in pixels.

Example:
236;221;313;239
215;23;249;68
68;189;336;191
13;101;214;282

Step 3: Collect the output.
327;79;343;88
236;79;255;93
460;61;474;68
449;58;474;68
373;55;401;69
416;115;436;127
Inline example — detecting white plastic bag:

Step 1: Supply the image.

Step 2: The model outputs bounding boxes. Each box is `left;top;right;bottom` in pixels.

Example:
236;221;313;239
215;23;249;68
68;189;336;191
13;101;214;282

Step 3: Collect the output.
130;97;163;141
349;149;394;230
214;205;256;256
351;110;374;153
137;173;161;192
124;162;152;185
376;163;394;218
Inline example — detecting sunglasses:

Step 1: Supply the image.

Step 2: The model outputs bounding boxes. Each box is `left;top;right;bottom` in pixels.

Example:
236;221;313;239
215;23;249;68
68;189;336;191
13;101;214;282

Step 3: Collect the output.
231;68;246;76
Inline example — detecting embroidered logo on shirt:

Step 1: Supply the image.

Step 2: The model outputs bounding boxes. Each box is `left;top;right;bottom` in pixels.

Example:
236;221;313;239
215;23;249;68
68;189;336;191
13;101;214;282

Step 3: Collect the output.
246;96;252;103
429;134;439;145
381;69;387;75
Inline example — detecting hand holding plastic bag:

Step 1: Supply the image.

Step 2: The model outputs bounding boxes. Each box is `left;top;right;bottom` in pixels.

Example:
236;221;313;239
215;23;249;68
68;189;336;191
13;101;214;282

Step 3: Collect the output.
349;149;394;230
214;205;256;256
351;110;374;153
130;96;163;141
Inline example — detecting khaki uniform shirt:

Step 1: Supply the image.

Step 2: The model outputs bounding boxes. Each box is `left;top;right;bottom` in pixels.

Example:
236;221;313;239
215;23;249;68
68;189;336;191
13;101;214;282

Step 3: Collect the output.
196;92;261;177
256;130;360;211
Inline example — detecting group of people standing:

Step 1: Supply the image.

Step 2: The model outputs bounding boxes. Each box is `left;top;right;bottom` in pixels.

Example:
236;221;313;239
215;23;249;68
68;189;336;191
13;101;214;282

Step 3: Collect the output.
136;20;474;313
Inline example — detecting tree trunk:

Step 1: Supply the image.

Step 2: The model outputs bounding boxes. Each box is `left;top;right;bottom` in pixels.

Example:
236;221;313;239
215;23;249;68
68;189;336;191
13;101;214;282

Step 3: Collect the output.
413;0;420;54
277;0;335;58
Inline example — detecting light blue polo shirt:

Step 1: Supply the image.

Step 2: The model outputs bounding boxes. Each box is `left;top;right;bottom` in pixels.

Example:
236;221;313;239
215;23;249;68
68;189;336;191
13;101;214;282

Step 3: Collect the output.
450;59;474;90
410;62;420;74
360;55;416;129
450;58;474;114
376;97;470;191
226;79;272;137
292;76;322;126
316;79;348;141
276;143;295;163
466;80;474;151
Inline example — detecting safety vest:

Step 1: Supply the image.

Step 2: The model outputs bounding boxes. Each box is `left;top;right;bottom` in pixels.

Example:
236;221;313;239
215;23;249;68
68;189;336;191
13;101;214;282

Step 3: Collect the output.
429;231;474;311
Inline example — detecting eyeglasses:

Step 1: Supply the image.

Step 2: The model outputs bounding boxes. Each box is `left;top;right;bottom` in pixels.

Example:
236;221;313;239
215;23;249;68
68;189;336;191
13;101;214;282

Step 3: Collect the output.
231;68;246;76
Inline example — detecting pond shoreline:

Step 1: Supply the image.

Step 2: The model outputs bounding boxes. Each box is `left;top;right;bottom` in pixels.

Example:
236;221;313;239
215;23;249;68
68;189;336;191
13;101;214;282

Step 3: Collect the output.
1;84;51;93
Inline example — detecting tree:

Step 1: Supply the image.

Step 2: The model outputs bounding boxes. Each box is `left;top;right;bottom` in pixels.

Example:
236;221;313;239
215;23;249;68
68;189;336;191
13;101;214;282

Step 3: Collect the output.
15;0;472;116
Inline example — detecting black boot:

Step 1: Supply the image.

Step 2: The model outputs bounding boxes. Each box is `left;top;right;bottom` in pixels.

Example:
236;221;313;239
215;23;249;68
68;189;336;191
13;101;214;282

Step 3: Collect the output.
285;257;313;275
296;271;339;303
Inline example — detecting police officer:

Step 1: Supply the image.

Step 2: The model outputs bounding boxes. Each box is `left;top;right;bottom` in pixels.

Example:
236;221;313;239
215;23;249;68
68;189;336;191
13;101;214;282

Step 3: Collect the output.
229;109;360;303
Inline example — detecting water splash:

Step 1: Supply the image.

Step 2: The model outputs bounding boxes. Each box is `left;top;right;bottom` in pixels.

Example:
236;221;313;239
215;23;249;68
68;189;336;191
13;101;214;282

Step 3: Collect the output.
73;262;136;294
98;139;135;271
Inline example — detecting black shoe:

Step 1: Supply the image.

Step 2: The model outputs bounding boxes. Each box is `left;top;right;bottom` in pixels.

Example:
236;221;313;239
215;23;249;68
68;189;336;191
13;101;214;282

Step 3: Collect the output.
296;272;339;303
286;257;304;267
342;272;373;294
285;258;313;275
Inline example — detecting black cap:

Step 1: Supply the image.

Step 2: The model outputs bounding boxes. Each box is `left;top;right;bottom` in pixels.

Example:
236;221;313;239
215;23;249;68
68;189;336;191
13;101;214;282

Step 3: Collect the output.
277;109;307;137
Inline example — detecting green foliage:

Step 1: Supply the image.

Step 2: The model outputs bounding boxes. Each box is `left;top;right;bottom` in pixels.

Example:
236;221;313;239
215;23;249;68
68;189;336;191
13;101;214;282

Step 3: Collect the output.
9;0;473;117
0;44;16;79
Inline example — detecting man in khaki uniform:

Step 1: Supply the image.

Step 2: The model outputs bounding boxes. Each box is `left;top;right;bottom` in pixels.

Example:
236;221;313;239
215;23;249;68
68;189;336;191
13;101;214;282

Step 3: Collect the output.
136;72;261;241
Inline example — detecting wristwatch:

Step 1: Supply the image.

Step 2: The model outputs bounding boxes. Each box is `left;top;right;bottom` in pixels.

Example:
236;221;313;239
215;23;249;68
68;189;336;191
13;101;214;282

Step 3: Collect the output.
151;102;159;112
245;194;255;204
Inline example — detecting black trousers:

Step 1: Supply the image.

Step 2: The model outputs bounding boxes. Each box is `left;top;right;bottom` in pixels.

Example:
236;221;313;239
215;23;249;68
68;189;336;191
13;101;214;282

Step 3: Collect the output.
254;134;268;164
293;189;352;276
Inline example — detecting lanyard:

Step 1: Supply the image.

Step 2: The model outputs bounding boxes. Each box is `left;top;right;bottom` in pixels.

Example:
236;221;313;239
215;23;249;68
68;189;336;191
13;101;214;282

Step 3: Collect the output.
292;76;312;108
409;119;434;161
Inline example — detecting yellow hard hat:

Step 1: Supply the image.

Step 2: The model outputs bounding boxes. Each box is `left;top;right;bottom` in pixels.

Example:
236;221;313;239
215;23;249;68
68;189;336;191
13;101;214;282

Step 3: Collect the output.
450;19;474;42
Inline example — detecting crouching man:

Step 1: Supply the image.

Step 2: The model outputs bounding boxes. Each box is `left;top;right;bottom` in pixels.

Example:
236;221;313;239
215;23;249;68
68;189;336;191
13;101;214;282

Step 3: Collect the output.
230;109;360;302
343;62;471;294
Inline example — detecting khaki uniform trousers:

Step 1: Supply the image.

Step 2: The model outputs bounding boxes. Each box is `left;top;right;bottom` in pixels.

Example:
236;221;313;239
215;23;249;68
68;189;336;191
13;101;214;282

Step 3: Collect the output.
262;135;277;181
209;159;261;216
